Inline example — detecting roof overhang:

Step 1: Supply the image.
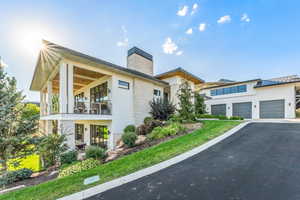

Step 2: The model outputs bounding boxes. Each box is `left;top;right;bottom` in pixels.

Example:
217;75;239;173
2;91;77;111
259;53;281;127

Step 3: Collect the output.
30;40;168;91
155;67;204;84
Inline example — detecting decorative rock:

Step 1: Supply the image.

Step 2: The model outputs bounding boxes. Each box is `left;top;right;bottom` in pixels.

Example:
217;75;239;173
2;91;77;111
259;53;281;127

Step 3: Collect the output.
135;135;147;145
105;153;118;162
48;170;59;177
116;140;125;149
77;152;86;161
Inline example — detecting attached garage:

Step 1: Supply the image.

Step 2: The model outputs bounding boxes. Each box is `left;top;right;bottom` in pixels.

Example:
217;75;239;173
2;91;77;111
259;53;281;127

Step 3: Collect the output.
233;102;252;119
211;104;226;116
259;99;285;119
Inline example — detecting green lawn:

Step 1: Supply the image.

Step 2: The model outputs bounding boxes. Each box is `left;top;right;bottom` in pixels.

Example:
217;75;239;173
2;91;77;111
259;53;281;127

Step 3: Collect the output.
1;120;241;200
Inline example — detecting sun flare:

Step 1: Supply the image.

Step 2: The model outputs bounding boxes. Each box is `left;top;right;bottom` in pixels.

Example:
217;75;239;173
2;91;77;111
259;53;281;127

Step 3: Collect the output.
14;24;54;57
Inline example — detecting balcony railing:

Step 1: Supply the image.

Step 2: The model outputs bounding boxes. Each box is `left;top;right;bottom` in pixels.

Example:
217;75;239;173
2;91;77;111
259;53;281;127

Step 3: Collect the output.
74;100;112;115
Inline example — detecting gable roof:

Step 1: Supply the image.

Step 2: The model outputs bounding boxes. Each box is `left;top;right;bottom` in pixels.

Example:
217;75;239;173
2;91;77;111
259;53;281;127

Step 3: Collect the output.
30;40;168;91
155;67;204;84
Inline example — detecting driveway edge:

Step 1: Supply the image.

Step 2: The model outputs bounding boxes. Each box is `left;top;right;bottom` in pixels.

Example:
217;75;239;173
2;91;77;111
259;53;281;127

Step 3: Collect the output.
58;121;250;200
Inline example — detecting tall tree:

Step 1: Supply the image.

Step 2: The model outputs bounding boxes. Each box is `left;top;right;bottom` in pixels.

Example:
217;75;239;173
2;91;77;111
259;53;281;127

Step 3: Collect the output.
0;69;37;171
177;81;194;121
194;92;206;115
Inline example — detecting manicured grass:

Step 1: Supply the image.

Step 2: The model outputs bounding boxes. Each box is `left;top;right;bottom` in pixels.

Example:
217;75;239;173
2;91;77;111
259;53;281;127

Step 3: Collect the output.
1;120;240;200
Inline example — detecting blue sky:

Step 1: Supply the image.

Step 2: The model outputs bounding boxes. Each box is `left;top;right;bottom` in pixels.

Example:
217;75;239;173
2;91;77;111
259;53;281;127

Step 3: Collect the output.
1;0;300;101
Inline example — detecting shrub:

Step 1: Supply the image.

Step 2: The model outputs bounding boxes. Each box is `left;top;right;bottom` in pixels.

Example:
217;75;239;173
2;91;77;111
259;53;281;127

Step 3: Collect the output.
122;132;137;147
217;115;228;120
136;119;163;135
58;158;100;178
149;98;176;120
196;114;215;119
38;134;68;168
15;168;33;181
85;146;106;160
143;116;154;125
0;168;33;187
230;116;244;120
124;125;136;133
148;123;186;140
60;150;77;165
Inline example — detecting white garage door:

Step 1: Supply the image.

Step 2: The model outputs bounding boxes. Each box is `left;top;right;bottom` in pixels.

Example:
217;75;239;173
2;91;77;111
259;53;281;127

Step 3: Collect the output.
259;99;285;119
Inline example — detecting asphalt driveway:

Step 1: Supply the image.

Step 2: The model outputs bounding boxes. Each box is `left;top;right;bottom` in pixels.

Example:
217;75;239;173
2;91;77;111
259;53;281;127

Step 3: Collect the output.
86;123;300;200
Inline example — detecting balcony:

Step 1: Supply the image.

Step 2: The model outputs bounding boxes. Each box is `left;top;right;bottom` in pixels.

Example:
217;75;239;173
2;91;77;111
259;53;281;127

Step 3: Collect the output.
74;100;112;115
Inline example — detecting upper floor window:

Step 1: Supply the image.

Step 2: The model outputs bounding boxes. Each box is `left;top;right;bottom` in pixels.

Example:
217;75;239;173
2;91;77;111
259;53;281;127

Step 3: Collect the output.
90;82;108;102
210;84;247;96
154;89;161;97
118;80;130;89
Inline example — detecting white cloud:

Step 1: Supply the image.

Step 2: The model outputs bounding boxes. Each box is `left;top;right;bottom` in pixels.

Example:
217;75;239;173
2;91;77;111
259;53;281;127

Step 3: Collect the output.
116;38;128;47
217;15;231;24
191;3;198;15
185;28;193;35
176;51;183;56
199;23;206;32
117;26;128;47
162;37;178;54
241;13;250;22
177;5;188;16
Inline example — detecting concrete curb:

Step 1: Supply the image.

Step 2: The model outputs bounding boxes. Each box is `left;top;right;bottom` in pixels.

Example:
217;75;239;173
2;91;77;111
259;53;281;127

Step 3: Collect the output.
58;121;250;200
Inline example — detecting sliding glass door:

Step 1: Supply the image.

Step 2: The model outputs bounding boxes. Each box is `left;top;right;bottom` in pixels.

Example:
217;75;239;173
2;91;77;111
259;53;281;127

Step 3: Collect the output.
90;125;109;148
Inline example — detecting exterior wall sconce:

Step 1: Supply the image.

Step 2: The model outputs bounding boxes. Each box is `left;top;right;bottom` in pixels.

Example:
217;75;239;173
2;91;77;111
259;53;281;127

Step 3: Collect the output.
254;105;257;108
289;103;291;106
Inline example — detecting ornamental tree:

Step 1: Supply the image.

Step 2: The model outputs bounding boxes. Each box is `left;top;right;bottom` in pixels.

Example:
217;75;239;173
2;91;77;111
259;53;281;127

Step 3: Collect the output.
0;69;37;171
177;81;194;121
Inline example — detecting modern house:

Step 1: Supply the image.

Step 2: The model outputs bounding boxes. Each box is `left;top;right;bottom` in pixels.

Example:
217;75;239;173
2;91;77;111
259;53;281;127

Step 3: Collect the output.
30;41;203;150
199;76;300;119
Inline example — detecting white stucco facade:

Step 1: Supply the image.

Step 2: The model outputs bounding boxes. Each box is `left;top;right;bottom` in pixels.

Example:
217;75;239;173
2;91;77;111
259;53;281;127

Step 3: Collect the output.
201;80;298;119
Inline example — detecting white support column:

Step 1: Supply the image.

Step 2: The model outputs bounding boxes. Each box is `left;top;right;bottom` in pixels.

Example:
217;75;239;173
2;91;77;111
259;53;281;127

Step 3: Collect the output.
40;92;44;116
58;120;75;150
59;62;68;113
84;123;91;146
47;81;52;115
67;64;74;113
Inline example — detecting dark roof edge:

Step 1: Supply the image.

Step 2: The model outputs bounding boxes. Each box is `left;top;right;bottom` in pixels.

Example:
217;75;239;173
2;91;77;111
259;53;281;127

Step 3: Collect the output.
202;79;261;90
254;80;300;88
128;47;153;61
41;40;168;86
155;67;205;83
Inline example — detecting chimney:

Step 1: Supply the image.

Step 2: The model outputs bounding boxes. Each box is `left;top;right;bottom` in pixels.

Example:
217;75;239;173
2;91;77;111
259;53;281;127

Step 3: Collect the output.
127;47;153;76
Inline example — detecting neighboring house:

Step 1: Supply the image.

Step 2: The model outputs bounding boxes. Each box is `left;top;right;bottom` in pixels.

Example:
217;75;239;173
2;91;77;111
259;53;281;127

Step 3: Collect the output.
200;77;300;119
30;41;203;150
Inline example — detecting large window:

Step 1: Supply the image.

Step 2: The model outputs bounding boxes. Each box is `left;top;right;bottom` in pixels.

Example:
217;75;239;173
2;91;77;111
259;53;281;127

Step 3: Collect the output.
90;125;109;148
210;85;247;96
75;124;84;144
90;82;108;103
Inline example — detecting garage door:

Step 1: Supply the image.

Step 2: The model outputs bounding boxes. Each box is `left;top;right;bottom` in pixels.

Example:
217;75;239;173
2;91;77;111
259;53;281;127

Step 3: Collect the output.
259;100;285;119
233;102;252;119
211;104;226;116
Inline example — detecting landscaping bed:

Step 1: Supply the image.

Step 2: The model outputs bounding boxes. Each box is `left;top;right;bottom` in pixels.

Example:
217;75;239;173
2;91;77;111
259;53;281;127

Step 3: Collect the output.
111;122;203;159
0;120;240;200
